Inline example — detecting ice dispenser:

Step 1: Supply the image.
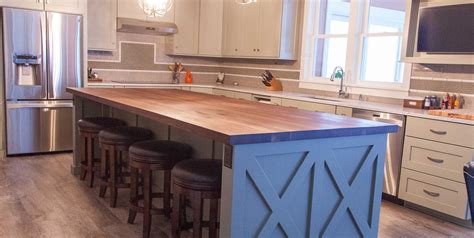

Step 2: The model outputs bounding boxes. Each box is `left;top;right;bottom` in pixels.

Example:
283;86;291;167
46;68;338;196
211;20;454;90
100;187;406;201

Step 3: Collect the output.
13;54;42;86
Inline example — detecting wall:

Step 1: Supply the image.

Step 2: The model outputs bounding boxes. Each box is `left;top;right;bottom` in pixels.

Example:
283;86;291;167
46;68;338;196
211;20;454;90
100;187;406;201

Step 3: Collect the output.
410;64;474;108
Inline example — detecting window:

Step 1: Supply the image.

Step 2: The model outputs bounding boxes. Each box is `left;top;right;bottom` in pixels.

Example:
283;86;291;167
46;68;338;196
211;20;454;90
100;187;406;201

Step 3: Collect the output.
359;0;406;84
314;0;351;78
300;0;411;97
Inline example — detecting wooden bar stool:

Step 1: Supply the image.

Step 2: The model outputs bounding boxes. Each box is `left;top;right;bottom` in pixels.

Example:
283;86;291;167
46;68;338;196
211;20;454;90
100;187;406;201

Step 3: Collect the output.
171;159;222;238
127;140;193;238
98;126;153;207
77;117;126;187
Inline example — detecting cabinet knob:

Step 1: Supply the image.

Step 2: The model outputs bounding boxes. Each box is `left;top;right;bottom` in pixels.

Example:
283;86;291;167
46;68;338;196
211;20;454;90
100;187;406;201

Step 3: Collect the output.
257;49;260;52
253;49;256;52
234;49;238;51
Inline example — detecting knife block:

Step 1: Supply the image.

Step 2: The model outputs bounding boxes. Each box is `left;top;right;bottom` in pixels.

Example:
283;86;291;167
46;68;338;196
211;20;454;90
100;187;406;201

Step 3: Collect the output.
266;78;283;91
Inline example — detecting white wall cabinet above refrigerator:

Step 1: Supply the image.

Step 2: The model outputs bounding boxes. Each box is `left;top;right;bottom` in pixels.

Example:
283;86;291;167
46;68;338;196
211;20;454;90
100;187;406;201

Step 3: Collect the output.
0;0;44;10
0;0;85;14
44;0;85;14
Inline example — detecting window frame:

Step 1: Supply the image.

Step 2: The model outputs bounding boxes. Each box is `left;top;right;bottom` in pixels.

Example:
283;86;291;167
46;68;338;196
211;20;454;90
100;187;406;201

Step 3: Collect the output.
299;0;412;98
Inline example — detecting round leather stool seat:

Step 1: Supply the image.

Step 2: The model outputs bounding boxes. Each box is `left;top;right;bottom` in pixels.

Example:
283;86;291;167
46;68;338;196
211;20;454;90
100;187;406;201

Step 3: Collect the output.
172;159;222;191
77;117;126;133
99;126;153;145
129;140;193;167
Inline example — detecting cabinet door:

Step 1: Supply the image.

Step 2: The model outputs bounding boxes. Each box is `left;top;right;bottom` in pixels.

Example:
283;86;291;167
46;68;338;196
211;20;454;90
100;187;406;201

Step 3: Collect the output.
198;0;224;56
118;0;146;20
88;0;117;51
256;0;282;57
222;0;243;56
172;0;199;54
240;2;260;56
0;0;44;10
44;0;85;14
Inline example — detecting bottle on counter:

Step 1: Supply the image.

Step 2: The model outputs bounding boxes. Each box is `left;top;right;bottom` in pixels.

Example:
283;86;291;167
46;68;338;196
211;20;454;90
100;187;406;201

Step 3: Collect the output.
424;96;431;109
449;95;456;109
442;93;448;109
454;95;461;109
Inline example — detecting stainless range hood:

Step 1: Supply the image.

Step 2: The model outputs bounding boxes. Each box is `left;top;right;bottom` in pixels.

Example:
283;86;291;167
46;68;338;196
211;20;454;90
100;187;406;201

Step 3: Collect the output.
117;18;177;35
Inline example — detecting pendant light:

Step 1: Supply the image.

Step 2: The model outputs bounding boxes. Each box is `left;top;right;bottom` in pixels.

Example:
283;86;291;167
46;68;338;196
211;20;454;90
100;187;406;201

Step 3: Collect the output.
235;0;257;4
137;0;173;18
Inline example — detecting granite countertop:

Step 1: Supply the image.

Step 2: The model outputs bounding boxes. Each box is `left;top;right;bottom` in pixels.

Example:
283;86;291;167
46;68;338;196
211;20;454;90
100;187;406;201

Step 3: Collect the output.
87;82;474;126
67;87;397;145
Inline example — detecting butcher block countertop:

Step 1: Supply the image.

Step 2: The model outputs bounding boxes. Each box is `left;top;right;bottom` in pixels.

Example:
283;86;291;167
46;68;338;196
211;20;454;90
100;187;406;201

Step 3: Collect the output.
67;88;397;145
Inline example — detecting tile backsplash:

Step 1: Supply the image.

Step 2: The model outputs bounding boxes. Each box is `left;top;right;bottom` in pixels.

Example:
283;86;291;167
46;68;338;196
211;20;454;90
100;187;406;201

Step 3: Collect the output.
88;33;473;109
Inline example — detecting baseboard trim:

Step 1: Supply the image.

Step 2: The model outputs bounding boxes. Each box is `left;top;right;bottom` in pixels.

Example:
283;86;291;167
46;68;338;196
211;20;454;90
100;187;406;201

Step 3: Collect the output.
405;202;473;229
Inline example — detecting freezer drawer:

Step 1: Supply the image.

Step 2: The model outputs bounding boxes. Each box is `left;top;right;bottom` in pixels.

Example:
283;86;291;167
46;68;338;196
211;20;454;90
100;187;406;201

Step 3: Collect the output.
6;102;73;155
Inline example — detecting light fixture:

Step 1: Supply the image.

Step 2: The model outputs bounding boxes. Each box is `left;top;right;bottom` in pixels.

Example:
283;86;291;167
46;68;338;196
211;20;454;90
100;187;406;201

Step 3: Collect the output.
137;0;173;18
235;0;257;4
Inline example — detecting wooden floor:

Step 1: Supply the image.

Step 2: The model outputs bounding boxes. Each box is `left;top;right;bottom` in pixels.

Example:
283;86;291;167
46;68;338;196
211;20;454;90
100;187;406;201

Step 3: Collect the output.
0;153;473;238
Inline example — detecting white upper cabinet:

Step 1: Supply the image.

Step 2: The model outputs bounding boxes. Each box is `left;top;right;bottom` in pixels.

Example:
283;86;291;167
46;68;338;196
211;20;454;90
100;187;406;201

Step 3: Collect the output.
222;0;243;56
221;0;299;59
198;0;224;56
44;0;85;14
0;0;44;10
118;0;175;22
171;0;199;54
0;0;85;13
88;0;117;51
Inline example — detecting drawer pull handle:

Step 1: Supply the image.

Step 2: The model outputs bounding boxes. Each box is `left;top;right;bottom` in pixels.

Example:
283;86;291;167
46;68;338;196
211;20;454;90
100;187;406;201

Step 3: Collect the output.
427;156;444;164
423;189;440;197
429;129;447;135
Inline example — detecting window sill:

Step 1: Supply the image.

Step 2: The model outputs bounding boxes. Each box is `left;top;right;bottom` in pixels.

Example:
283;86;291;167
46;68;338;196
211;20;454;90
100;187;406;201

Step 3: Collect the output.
299;80;409;99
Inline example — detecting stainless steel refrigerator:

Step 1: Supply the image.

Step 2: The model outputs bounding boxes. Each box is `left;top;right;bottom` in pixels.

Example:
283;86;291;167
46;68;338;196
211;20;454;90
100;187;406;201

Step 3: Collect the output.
2;8;82;155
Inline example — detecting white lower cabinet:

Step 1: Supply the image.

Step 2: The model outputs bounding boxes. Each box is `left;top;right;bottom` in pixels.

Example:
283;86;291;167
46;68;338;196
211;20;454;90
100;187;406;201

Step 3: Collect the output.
190;87;213;94
213;89;234;98
281;99;336;114
399;169;469;219
399;117;474;220
336;106;352;117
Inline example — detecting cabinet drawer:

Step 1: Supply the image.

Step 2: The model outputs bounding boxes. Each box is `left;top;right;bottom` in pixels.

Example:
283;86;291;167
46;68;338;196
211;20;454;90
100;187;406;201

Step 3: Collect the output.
406;117;474;148
336;106;352;117
233;92;252;100
399;169;469;219
402;137;474;183
281;99;336;114
190;87;213;94
213;89;234;97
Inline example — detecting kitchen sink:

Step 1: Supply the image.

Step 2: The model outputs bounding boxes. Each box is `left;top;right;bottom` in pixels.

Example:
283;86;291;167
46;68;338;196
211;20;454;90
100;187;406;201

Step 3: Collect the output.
302;95;342;102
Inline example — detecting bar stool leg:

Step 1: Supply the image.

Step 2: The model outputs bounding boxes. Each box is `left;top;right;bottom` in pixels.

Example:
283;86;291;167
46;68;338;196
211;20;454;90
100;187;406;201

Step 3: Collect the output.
192;191;203;238
209;198;218;238
128;166;139;224
143;168;152;238
164;170;171;218
87;137;95;187
80;135;87;180
171;186;182;238
110;147;118;208
99;146;108;198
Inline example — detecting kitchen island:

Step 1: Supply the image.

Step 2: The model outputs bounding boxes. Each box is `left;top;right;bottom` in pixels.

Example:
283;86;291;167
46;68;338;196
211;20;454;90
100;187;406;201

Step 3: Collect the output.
67;88;397;237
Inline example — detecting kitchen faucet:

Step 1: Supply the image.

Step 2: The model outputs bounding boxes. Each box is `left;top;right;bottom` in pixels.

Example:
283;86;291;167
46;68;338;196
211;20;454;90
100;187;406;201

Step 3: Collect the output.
330;66;346;98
